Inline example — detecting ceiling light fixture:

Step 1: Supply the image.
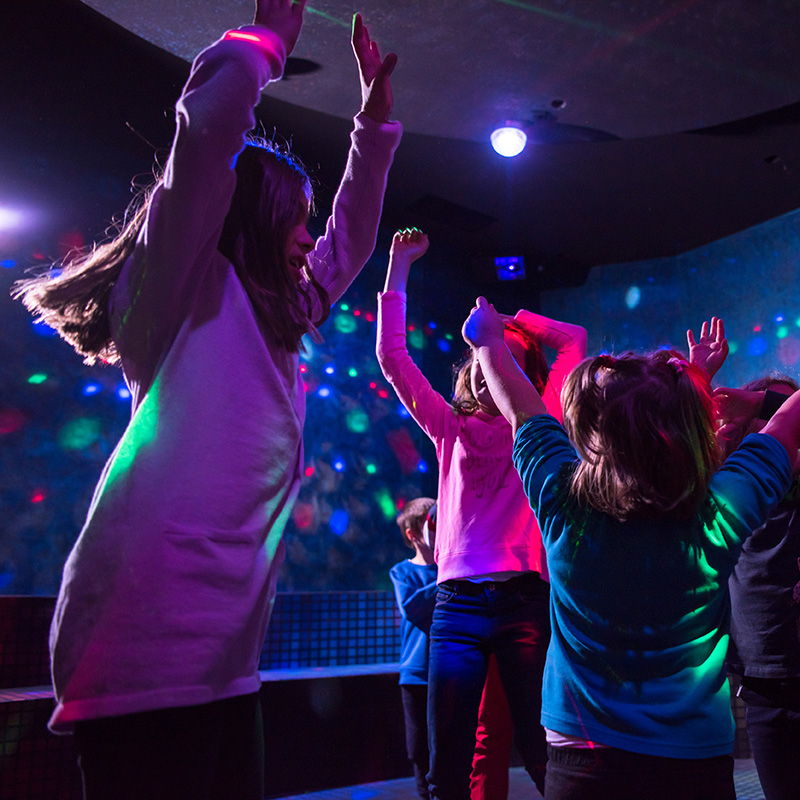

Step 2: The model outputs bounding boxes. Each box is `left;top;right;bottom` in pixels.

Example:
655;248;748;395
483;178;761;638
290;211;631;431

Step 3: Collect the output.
490;122;527;158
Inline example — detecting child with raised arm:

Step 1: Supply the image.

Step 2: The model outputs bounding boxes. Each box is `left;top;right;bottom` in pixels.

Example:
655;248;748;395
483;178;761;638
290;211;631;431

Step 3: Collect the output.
462;297;800;800
14;2;401;797
377;230;587;800
712;376;800;800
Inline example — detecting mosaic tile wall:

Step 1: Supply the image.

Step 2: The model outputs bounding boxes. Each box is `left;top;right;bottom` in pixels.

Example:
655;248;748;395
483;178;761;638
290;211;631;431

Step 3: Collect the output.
260;591;401;669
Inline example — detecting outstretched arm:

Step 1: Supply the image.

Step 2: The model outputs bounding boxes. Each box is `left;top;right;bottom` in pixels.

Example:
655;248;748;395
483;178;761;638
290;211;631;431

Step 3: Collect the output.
462;297;547;435
384;228;429;293
688;316;728;379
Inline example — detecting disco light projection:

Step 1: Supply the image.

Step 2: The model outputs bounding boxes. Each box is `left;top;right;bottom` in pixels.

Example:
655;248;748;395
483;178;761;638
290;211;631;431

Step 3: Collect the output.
27;373;47;385
346;408;369;434
58;418;102;450
625;286;641;309
0;409;26;435
82;382;101;396
748;336;768;357
329;509;349;536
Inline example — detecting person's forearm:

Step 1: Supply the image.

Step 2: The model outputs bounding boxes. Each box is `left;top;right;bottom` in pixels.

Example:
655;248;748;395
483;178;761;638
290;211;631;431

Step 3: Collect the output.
384;256;411;293
476;341;547;435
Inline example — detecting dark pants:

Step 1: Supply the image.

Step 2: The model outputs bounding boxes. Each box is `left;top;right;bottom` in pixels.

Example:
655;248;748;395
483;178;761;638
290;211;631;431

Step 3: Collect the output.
402;684;431;800
74;692;265;800
740;677;800;800
427;573;550;800
543;745;735;800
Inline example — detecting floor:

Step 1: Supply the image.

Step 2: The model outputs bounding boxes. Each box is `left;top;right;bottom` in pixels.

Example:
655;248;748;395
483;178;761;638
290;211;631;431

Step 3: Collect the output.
271;761;765;800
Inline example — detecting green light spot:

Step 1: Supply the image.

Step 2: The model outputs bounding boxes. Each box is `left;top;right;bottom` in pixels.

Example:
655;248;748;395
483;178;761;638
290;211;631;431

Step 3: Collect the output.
728;341;738;355
58;418;101;450
28;373;47;384
409;329;424;350
334;314;357;334
445;333;454;341
346;408;370;434
777;326;789;339
366;463;377;475
375;488;396;520
340;303;350;311
348;368;358;378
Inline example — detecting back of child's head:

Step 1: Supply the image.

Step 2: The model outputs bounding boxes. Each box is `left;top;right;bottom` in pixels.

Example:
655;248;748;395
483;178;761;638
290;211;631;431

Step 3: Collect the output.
218;138;330;351
562;350;719;521
396;496;436;548
452;325;548;416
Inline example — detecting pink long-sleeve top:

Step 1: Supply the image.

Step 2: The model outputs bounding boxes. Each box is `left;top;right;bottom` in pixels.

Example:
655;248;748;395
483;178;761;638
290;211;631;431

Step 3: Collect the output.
376;291;586;583
48;28;401;733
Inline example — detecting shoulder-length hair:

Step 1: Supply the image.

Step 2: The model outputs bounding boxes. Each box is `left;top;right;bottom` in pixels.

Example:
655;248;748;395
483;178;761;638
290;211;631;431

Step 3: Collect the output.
451;324;548;416
13;138;329;364
562;350;720;521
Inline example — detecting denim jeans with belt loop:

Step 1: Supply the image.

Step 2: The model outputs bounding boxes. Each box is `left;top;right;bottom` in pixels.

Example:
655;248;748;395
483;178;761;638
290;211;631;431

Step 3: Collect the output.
426;572;550;800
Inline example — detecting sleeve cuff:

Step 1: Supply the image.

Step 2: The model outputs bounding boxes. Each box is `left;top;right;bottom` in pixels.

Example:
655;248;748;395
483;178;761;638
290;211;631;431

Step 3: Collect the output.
223;27;287;79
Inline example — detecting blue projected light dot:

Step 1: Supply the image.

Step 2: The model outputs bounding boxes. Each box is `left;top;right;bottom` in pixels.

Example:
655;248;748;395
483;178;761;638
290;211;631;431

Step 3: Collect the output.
398;404;410;418
775;315;785;323
429;321;437;330
333;459;345;472
1;259;16;269
324;364;335;375
748;336;768;357
329;509;349;536
625;286;641;310
116;384;131;400
437;339;451;353
317;385;332;398
417;460;429;473
31;320;57;337
82;382;101;396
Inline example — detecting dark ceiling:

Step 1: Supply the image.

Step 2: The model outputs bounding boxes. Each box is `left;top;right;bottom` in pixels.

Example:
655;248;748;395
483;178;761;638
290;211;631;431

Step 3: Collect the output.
3;0;800;289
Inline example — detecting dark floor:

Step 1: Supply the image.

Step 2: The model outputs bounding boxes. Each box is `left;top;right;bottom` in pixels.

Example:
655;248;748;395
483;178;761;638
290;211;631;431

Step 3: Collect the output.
272;761;764;800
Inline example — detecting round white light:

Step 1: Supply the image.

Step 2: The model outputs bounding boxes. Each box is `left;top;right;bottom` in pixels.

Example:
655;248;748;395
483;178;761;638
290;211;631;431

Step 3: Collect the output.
490;126;527;157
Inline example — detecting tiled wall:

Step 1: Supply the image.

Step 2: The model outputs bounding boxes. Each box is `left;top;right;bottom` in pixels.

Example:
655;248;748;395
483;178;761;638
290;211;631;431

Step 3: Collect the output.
260;591;401;669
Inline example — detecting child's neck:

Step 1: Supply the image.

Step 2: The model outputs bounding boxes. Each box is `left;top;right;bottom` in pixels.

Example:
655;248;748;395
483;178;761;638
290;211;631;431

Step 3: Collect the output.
411;549;435;566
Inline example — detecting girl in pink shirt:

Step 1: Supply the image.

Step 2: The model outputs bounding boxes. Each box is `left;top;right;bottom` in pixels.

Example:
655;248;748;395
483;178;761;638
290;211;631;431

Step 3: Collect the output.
377;229;587;800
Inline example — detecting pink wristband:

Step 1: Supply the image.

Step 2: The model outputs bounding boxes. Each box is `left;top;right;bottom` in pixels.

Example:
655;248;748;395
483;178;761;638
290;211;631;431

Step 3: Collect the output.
223;28;286;78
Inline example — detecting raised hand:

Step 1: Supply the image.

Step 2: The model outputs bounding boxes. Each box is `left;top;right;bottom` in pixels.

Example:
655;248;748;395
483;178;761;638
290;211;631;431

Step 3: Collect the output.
384;228;427;292
687;316;728;379
462;297;505;350
253;0;307;57
390;228;429;263
352;13;397;123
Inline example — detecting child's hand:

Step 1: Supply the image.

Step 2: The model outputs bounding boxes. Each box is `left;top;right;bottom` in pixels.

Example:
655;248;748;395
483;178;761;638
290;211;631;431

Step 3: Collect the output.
714;386;762;427
462;297;505;349
390;228;429;263
352;13;397;123
687;317;728;379
253;0;307;57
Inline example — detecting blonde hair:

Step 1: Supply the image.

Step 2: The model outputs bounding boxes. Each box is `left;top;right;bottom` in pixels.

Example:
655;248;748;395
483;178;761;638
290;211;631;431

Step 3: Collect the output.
562;350;720;521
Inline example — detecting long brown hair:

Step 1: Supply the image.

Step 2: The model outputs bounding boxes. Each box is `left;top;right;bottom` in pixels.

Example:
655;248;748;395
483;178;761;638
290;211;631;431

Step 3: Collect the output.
562;350;720;521
13;139;329;363
452;324;548;416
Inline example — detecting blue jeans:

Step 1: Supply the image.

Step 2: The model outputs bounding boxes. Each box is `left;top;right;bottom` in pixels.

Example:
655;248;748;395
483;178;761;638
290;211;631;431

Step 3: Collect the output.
426;573;550;800
740;677;800;800
544;745;735;800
